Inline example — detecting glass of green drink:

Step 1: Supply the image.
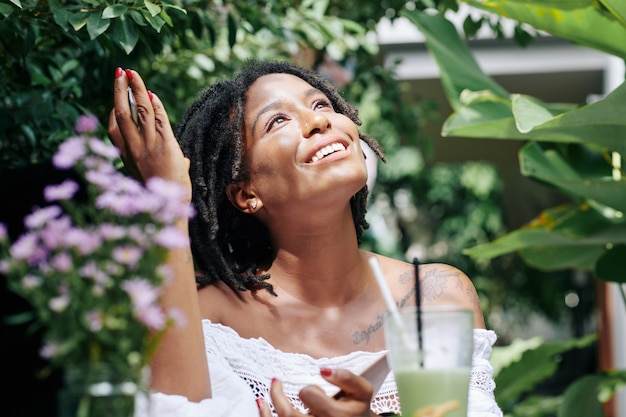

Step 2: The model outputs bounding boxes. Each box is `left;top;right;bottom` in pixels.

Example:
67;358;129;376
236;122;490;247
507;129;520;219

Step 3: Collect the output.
383;306;474;417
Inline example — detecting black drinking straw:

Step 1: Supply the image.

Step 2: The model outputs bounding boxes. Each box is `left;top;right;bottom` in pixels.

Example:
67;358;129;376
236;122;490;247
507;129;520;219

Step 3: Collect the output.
413;257;424;368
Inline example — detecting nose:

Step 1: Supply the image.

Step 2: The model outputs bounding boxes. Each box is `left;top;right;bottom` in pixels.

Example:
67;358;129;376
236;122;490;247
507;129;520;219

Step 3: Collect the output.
302;112;331;138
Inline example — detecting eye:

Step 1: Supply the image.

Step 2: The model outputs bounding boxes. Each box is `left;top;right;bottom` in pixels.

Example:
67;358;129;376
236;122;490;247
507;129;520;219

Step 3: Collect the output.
266;114;288;131
313;98;333;111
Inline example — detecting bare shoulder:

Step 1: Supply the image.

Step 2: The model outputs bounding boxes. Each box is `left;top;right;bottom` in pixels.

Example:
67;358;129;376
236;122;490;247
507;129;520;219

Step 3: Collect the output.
197;281;242;323
372;254;485;329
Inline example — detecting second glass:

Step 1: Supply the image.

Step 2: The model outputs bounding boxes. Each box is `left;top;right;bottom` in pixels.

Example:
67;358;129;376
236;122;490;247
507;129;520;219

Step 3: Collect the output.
383;306;474;417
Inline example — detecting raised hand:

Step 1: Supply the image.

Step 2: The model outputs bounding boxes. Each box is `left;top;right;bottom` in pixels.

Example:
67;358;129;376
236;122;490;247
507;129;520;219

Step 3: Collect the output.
107;68;192;199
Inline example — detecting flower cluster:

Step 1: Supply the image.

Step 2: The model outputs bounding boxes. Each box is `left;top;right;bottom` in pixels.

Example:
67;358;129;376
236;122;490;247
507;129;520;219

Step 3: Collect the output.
0;116;193;380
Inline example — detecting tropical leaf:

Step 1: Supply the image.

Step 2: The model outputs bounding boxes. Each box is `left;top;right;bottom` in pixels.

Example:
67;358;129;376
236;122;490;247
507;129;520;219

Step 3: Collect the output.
495;335;596;407
463;203;626;266
462;0;626;59
557;375;605;417
403;9;626;155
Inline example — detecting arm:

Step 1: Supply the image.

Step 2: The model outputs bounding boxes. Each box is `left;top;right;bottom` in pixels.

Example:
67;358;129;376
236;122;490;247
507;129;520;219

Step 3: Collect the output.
108;68;211;401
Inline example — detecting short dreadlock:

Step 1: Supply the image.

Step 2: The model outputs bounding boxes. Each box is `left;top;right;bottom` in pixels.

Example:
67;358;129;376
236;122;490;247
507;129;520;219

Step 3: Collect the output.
175;60;385;295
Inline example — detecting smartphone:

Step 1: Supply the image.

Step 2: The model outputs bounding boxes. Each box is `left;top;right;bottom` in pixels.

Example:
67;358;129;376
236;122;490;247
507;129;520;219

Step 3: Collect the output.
332;353;390;400
128;87;139;125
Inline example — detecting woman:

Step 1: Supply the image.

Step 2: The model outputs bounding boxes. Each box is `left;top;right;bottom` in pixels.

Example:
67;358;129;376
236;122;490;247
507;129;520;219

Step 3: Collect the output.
108;61;502;417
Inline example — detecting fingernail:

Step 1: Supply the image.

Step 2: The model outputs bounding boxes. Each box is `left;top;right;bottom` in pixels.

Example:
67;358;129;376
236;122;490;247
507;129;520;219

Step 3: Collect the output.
147;90;154;101
115;67;123;79
271;377;277;384
256;398;264;410
125;69;134;82
320;368;333;377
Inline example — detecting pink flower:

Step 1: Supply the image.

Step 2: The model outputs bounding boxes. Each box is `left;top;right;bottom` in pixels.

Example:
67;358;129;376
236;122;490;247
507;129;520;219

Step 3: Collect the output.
52;137;87;169
146;177;189;201
154;226;189;249
10;233;45;263
74;115;99;134
98;223;126;240
24;206;62;229
64;228;102;255
45;180;79;202
88;138;119;159
21;274;43;289
112;246;143;268
49;293;70;312
40;341;60;359
51;252;73;272
168;308;187;329
85;169;117;189
39;216;72;250
136;304;167;330
122;279;159;308
86;310;103;331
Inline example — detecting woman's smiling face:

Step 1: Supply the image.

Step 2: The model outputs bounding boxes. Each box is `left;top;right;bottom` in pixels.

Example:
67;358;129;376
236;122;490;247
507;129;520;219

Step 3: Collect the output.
241;73;368;213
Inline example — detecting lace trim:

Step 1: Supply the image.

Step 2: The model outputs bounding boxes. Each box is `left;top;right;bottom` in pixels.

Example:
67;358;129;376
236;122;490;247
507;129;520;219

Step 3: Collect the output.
203;321;499;416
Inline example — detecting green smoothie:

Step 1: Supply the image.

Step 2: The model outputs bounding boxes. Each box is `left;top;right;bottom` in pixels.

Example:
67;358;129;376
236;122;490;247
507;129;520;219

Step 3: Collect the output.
394;368;470;417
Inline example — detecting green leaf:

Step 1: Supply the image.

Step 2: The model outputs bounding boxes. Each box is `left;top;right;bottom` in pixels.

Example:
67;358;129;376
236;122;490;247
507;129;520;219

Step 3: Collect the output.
558;375;605;417
141;10;165;33
595;244;626;282
520;245;606;270
9;0;21;8
102;4;128;19
68;12;88;31
227;12;237;47
400;10;509;109
144;0;161;17
600;0;626;26
49;0;69;28
463;203;626;264
512;94;565;133
462;0;626;60
159;8;173;27
496;335;596;407
520;143;626;212
110;16;138;55
0;3;14;16
87;10;110;39
445;80;626;156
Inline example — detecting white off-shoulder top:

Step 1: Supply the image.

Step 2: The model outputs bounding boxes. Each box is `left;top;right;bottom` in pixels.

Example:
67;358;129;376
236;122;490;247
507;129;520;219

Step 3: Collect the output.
148;320;503;416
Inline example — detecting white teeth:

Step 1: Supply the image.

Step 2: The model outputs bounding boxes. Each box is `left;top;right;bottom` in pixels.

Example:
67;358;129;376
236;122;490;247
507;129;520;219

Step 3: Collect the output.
310;143;346;163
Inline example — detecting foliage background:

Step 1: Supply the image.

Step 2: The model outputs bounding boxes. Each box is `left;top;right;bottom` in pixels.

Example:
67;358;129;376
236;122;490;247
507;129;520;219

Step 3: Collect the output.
1;0;613;416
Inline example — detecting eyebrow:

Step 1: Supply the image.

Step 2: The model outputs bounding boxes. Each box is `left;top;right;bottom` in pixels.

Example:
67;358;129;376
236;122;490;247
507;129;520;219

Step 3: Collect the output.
250;87;325;133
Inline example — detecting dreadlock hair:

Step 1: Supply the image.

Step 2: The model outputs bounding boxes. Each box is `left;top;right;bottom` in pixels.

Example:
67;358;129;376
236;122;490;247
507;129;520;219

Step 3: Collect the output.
175;59;386;295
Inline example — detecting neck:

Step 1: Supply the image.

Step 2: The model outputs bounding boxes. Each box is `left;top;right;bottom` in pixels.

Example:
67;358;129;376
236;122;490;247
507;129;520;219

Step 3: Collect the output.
264;205;369;307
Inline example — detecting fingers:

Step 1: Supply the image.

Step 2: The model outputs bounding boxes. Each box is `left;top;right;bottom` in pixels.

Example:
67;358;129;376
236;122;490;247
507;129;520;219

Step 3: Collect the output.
300;368;374;417
150;90;176;146
270;378;307;417
257;398;273;417
320;368;373;402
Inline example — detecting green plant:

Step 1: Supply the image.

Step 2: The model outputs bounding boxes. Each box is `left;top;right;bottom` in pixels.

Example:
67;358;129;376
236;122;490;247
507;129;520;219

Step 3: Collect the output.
400;1;626;413
0;118;192;385
0;0;375;169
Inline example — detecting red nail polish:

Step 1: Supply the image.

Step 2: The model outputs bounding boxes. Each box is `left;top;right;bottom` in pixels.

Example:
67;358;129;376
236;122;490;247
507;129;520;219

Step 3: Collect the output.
125;69;134;82
147;90;154;101
256;398;264;410
115;67;123;79
271;377;277;384
320;368;333;377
